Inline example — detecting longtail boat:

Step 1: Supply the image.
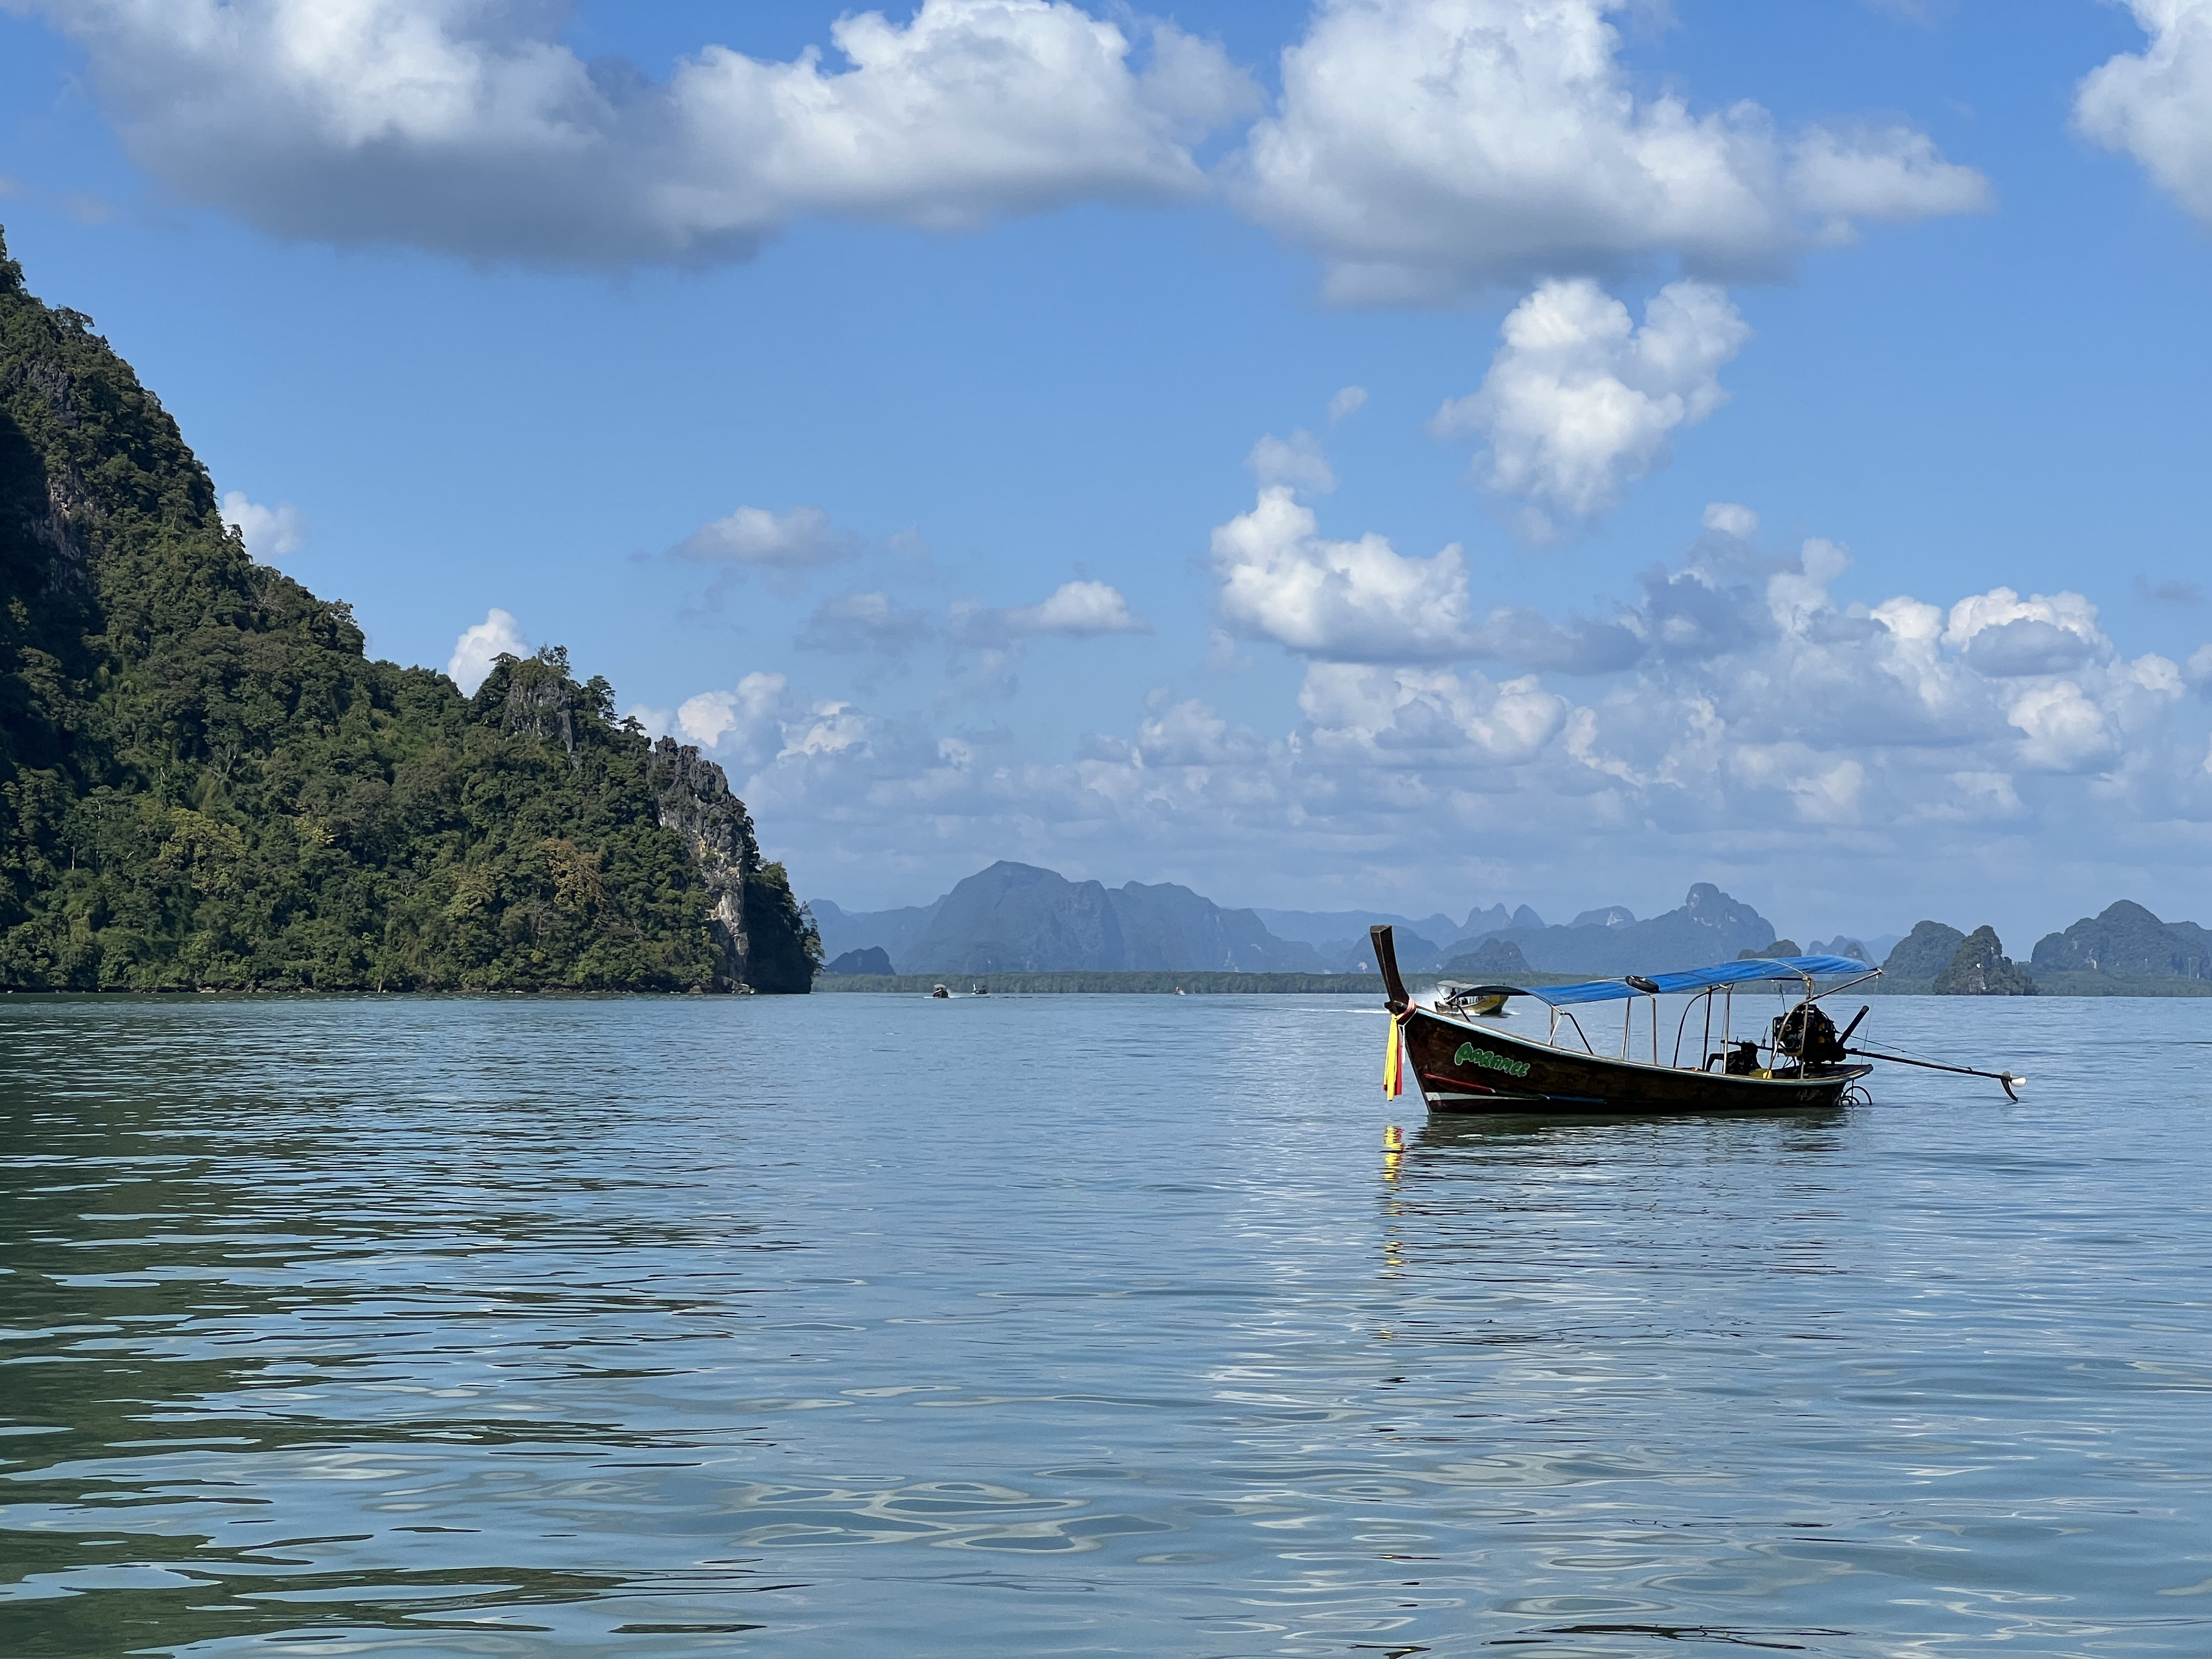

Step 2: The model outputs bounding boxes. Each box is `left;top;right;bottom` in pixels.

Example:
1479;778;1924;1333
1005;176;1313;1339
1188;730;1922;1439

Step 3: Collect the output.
1368;922;2015;1117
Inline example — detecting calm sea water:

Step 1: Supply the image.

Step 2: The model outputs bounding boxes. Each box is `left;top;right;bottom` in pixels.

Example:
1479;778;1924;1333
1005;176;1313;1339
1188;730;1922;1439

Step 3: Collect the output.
3;992;2210;1657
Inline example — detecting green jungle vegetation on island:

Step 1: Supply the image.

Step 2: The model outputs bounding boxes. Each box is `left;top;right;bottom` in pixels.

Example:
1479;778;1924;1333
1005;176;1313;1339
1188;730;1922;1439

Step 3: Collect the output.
0;228;818;994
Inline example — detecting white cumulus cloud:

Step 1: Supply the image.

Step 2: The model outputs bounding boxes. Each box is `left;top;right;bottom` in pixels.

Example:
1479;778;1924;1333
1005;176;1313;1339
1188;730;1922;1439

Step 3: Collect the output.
947;580;1151;671
446;606;527;695
1211;486;1479;662
1005;579;1150;636
21;0;1256;266
1790;123;1996;236
2077;0;2212;225
676;671;787;760
2007;682;2115;773
1431;278;1751;538
674;504;863;571
1236;0;1990;305
1943;588;2109;679
1208;478;1741;671
221;490;306;561
781;701;873;759
1300;664;1570;766
1134;695;1267;766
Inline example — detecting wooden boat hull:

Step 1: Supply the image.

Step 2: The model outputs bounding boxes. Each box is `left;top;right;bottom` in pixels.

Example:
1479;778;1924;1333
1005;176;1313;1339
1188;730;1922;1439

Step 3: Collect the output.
1401;1006;1870;1116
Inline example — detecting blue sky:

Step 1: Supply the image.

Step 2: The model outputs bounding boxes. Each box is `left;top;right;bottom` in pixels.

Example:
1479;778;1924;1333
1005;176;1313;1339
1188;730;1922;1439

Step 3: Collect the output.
3;0;2209;948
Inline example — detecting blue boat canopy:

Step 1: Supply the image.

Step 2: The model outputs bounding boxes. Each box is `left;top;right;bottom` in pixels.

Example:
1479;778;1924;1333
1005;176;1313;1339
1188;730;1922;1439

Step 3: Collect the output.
1516;955;1874;1008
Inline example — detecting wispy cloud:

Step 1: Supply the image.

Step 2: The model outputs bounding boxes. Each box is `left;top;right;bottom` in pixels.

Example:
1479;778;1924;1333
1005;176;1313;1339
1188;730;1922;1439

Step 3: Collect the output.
674;504;865;598
798;591;937;658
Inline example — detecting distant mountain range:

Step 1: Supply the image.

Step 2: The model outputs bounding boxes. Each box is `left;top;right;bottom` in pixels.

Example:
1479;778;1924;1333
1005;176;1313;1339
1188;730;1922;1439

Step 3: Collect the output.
813;863;1327;975
811;865;2212;994
1251;902;1545;972
1444;882;1780;975
817;866;1810;978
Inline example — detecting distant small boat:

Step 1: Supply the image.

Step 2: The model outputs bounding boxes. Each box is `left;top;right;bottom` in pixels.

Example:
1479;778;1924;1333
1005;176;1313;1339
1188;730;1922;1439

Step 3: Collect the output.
1436;984;1513;1017
972;983;989;996
931;984;950;999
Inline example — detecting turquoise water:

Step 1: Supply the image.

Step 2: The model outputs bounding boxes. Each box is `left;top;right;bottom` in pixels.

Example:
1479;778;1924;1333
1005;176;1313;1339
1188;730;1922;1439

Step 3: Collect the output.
2;992;2209;1656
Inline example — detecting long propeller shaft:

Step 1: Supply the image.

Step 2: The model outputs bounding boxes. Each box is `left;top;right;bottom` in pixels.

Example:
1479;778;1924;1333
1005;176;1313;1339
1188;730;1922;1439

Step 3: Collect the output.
1847;1047;2022;1102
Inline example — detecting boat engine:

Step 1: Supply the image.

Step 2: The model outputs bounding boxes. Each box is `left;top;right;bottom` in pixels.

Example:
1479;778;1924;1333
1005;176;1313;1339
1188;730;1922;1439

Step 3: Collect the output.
1773;1004;1846;1066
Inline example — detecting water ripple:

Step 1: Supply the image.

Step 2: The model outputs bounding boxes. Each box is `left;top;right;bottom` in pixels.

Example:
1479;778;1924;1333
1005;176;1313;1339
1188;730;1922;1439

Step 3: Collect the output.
3;993;2210;1654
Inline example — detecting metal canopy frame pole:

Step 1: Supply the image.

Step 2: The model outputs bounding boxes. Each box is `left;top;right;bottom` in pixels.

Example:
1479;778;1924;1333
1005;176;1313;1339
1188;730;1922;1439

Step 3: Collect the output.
1673;990;1712;1070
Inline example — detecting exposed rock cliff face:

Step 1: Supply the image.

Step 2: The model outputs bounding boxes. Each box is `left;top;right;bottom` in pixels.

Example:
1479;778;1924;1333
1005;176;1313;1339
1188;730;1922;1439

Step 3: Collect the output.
497;649;580;758
1934;926;2037;996
645;737;752;988
644;737;818;993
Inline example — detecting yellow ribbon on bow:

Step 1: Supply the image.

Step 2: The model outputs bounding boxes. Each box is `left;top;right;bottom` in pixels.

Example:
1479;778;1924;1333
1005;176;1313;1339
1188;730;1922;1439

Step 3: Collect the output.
1383;1009;1407;1098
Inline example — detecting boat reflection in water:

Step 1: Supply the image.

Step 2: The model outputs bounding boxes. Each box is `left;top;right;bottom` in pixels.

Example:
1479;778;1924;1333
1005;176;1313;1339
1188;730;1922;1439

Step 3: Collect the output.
1411;1105;1848;1149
